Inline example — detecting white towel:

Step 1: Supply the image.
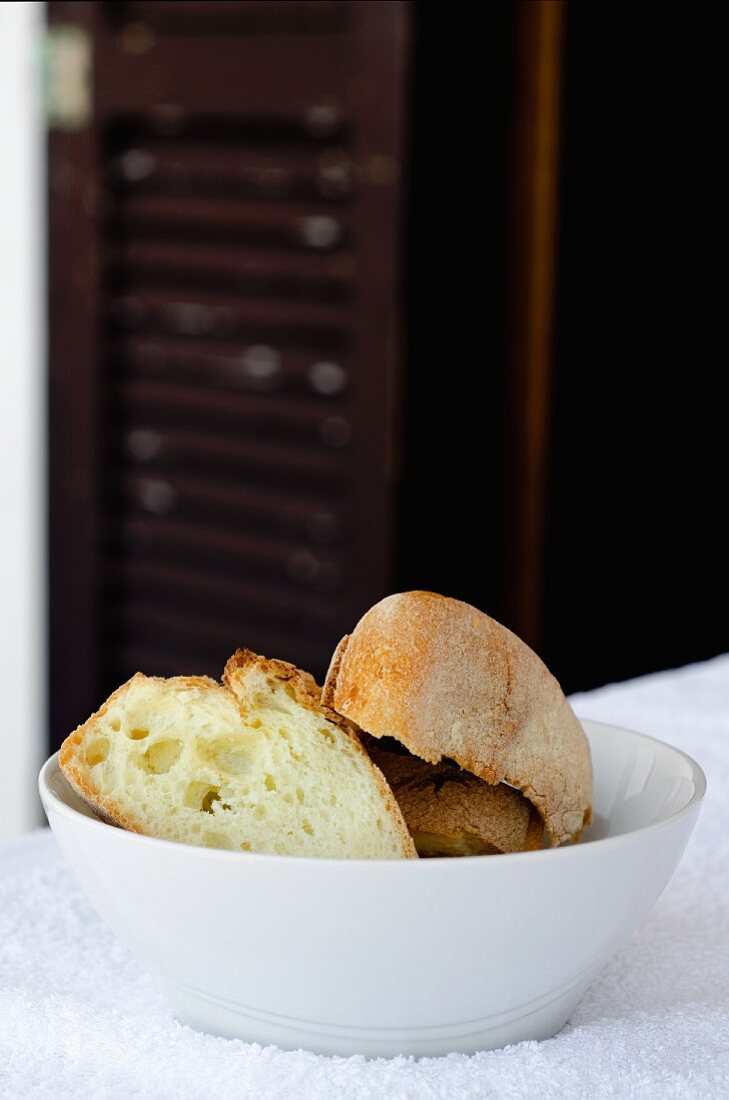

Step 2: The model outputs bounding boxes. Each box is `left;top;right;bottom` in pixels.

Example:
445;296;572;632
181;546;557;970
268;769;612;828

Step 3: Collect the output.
1;656;728;1099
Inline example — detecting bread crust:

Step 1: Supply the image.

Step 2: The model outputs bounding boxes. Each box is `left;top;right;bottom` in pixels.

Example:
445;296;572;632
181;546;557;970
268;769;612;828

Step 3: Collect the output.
322;592;592;846
223;649;417;858
364;737;544;855
223;648;333;716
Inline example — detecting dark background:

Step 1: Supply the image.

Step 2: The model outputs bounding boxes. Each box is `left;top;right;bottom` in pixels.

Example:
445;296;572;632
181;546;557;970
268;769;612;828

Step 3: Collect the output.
402;2;724;691
48;1;726;750
545;5;723;689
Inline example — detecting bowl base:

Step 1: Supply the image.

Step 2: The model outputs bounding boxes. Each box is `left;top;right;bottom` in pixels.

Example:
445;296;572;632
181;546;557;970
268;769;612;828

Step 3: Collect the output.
164;977;591;1058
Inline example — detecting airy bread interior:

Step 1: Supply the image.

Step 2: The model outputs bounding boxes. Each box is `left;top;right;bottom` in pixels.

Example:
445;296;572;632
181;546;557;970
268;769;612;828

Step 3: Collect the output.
59;660;415;859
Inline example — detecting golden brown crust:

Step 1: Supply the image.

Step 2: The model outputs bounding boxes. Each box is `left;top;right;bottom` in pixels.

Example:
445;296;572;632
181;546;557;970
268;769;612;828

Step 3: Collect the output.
59;672;220;837
223;649;321;708
222;648;373;740
322;591;592;846
364;737;544;855
223;649;418;858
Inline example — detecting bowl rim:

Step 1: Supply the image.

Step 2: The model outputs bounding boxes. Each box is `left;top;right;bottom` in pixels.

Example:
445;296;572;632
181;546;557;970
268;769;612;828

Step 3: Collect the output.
39;717;706;870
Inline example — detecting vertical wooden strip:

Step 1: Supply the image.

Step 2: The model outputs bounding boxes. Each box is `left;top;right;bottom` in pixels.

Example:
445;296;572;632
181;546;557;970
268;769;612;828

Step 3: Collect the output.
504;0;565;648
48;2;101;749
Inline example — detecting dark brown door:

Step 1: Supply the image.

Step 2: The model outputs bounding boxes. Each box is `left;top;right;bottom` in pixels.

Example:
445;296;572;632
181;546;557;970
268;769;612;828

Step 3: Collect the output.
49;1;410;748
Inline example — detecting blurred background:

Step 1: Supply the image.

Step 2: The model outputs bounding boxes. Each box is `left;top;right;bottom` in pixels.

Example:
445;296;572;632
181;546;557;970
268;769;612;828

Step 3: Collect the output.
1;1;724;839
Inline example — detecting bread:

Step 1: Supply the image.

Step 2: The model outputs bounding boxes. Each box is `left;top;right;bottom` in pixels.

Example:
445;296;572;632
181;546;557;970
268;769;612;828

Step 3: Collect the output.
59;654;416;859
363;736;544;856
322;591;592;845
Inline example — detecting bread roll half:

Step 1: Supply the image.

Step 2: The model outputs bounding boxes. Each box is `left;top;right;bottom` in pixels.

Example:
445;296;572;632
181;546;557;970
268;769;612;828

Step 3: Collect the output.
323;591;592;846
59;653;416;859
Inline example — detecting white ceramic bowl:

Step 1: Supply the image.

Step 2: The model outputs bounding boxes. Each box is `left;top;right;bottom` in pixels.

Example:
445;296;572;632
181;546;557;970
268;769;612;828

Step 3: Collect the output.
39;719;705;1058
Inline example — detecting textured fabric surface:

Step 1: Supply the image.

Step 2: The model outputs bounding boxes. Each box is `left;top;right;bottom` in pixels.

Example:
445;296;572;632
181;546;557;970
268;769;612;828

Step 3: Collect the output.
1;656;728;1099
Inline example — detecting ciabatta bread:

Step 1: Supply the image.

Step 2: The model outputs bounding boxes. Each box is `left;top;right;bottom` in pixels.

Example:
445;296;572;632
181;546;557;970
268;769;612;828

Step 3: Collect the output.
59;655;416;859
363;736;544;856
322;591;592;846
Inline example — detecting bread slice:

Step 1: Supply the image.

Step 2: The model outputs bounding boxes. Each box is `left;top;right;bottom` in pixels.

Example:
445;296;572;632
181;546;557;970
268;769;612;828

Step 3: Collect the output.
322;591;592;846
59;656;416;859
364;736;544;857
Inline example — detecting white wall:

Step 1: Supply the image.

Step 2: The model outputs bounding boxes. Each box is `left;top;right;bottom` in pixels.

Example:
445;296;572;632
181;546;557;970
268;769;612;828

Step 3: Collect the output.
0;1;46;838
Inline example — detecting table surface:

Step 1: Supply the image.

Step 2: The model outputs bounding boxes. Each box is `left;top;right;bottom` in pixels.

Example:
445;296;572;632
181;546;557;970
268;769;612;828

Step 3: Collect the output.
2;656;728;1099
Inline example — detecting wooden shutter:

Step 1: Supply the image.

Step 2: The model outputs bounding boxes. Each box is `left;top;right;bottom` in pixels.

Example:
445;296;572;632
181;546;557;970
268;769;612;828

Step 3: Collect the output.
48;1;410;747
